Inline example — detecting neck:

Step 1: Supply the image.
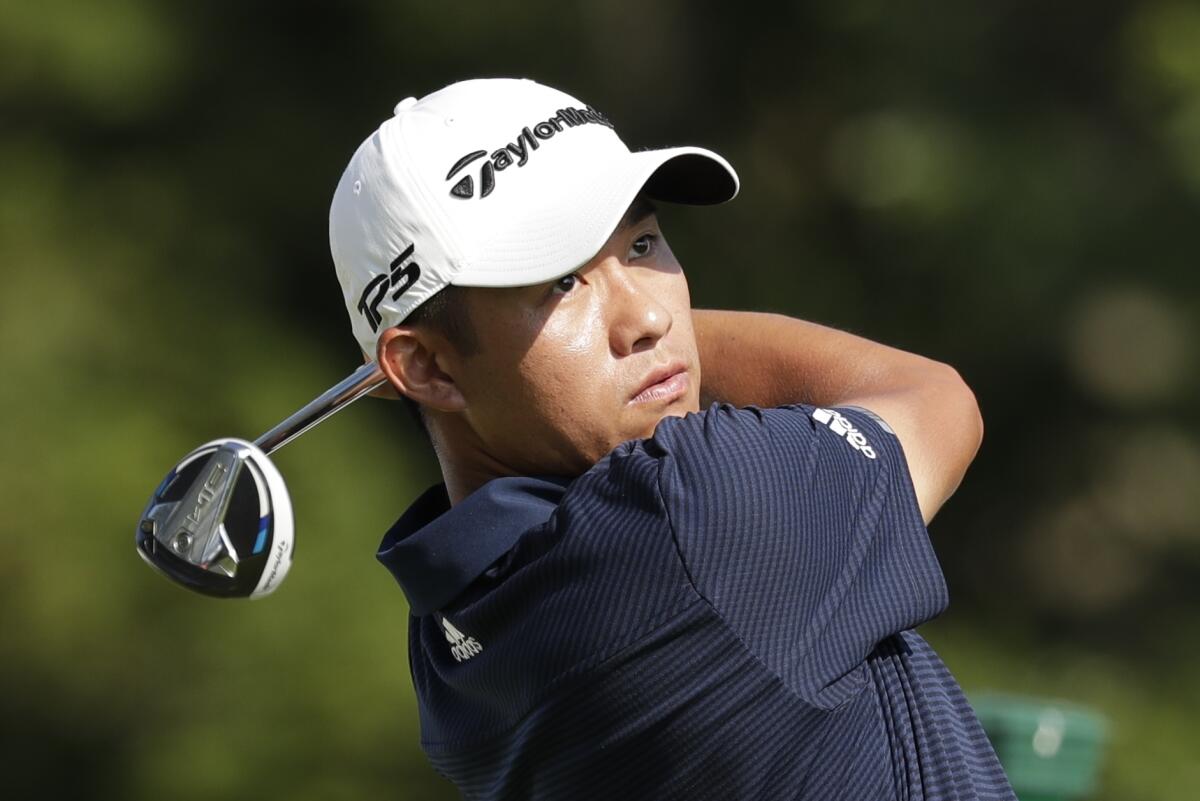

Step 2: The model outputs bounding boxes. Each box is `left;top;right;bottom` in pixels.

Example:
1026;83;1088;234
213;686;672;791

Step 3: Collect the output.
427;416;518;506
436;455;511;506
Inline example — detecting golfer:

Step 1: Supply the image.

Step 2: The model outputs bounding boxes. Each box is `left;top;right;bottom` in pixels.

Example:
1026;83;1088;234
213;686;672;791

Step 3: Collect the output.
329;78;1016;800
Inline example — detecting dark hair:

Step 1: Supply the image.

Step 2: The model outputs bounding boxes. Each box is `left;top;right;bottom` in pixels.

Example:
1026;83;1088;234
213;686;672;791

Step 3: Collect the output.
397;285;479;432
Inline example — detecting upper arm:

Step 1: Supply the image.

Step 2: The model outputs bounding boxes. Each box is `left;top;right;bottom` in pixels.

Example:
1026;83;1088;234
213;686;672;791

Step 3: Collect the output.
651;404;948;706
841;362;983;524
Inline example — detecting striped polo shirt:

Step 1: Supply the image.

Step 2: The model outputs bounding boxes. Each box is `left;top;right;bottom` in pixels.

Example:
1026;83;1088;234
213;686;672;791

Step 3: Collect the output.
377;403;1016;800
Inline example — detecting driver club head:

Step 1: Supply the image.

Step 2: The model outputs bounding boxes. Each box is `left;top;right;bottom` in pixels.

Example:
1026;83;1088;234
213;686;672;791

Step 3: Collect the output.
136;438;294;599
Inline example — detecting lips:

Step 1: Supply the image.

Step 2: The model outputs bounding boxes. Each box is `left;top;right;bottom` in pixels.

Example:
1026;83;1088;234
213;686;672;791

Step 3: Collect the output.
630;362;689;405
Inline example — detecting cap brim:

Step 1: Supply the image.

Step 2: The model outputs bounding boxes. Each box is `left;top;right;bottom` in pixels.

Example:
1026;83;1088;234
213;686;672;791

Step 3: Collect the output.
638;147;739;206
451;146;738;288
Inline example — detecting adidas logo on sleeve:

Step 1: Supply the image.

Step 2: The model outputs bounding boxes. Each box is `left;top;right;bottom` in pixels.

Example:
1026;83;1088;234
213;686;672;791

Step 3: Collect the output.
812;408;878;460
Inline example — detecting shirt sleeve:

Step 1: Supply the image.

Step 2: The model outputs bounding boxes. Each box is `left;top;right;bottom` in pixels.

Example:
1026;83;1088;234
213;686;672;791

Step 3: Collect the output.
650;403;949;708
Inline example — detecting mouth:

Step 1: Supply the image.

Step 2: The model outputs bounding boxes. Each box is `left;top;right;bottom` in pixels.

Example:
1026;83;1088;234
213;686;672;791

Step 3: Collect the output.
629;362;689;405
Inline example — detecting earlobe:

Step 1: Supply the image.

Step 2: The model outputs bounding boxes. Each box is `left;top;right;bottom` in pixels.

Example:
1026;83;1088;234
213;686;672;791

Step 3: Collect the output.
378;327;467;412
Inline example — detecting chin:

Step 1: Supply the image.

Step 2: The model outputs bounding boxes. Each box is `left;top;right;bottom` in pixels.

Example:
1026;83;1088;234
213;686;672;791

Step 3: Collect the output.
661;393;701;420
634;405;691;442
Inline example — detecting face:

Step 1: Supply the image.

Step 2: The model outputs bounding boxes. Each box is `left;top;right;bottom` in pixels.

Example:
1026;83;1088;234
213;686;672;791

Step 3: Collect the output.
448;201;701;477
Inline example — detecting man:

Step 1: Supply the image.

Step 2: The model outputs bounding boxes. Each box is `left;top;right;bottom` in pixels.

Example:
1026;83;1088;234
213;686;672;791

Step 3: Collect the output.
329;78;1015;800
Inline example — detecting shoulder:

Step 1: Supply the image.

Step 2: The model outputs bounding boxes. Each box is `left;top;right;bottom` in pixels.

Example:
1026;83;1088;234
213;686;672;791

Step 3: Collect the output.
649;401;897;448
646;402;900;484
650;402;807;445
640;403;916;556
492;436;687;597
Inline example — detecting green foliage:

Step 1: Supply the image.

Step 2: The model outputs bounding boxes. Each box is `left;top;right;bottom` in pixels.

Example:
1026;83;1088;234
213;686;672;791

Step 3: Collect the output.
2;2;1197;798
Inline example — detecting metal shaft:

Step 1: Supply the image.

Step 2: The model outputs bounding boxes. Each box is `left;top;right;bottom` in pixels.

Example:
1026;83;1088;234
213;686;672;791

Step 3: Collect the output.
254;362;387;455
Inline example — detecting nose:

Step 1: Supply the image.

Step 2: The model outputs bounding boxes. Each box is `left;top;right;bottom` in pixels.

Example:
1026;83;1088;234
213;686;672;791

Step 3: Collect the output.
606;266;673;357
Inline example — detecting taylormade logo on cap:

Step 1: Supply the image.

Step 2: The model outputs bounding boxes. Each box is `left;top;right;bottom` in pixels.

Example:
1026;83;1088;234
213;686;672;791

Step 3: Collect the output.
445;105;614;200
329;78;739;359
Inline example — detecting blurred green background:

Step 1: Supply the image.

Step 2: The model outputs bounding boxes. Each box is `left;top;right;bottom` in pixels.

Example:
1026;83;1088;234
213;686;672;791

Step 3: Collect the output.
3;1;1198;798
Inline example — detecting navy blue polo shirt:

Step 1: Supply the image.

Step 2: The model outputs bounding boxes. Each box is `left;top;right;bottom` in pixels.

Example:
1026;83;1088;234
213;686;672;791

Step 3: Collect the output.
378;403;1015;800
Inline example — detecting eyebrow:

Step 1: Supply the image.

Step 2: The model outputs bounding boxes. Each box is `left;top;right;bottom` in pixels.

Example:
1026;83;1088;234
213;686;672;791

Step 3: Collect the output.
615;196;657;233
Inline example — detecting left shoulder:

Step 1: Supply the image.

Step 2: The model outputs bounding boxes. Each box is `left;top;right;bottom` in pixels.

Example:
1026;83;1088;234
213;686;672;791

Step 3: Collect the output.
646;402;904;479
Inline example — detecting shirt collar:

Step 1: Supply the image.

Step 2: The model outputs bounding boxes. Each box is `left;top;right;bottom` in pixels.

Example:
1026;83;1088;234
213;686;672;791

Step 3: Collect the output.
377;475;569;616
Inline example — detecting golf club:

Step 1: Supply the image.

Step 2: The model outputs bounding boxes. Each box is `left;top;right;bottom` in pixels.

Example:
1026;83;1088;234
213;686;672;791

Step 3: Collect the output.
135;362;386;599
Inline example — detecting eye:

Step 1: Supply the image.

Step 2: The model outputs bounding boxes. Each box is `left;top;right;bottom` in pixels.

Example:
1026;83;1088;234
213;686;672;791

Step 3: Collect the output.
629;233;657;259
551;273;579;295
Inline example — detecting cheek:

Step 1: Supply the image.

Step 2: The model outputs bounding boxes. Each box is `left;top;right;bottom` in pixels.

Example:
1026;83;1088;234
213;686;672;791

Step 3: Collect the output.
518;303;617;416
662;261;693;317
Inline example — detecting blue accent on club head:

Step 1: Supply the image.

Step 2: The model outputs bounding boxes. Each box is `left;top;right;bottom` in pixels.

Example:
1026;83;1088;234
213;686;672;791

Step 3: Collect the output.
252;517;270;555
154;467;177;499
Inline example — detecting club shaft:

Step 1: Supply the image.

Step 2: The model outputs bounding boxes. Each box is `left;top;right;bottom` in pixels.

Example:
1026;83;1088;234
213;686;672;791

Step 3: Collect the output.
254;362;387;455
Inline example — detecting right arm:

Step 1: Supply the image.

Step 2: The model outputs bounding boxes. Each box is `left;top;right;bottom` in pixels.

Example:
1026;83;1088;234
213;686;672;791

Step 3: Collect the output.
692;309;982;524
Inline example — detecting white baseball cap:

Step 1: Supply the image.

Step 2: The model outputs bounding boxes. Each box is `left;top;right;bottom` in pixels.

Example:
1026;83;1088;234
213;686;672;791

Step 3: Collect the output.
329;77;739;359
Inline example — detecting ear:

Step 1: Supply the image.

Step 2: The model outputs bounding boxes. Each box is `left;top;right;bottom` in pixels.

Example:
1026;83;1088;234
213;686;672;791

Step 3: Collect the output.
376;327;467;413
365;351;401;400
